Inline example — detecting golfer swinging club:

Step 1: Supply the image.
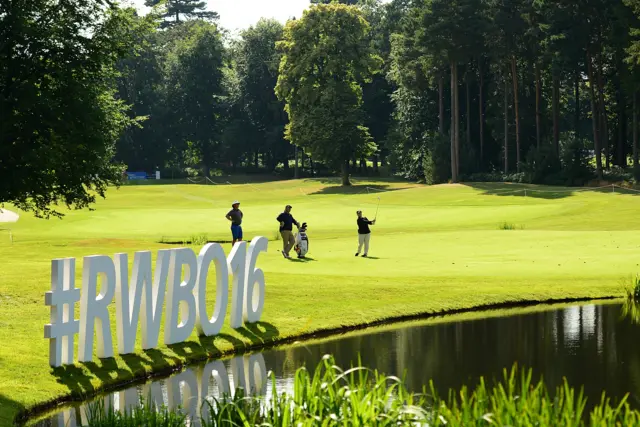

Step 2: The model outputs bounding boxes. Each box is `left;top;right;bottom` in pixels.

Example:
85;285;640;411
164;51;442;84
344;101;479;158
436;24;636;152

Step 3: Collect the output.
355;210;375;257
226;201;243;245
277;204;299;259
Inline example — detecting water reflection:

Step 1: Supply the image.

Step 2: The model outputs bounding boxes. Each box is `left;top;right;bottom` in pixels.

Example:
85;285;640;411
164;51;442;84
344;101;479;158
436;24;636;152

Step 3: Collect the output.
34;302;640;425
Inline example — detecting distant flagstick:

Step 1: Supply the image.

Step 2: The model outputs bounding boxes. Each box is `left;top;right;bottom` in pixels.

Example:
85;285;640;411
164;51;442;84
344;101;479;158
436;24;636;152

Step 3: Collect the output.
374;197;380;221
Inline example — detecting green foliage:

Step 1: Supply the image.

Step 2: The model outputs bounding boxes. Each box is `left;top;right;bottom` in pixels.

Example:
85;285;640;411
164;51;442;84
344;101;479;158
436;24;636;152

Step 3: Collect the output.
189;233;209;246
80;358;640;426
522;145;563;185
624;274;640;301
276;3;382;184
234;19;289;172
83;398;186;427
164;21;226;176
0;0;152;218
424;133;451;184
143;0;219;28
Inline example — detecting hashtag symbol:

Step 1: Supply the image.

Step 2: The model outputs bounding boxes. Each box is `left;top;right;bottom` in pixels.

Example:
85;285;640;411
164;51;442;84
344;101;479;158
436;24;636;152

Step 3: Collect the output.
45;258;81;367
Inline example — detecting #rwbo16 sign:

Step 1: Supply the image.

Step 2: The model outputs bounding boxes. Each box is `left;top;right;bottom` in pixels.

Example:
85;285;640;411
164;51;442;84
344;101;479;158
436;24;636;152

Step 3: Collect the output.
44;237;268;367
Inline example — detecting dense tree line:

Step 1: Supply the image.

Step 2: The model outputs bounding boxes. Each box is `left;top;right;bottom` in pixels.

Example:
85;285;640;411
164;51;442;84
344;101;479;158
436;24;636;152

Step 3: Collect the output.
112;0;640;186
6;0;640;215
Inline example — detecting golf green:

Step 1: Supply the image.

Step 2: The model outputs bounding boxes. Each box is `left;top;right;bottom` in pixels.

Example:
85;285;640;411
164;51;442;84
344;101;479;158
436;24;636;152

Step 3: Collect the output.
0;179;637;425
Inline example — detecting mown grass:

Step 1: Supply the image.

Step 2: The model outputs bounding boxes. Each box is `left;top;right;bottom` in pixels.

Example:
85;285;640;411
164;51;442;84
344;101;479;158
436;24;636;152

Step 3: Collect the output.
2;179;640;425
80;357;640;426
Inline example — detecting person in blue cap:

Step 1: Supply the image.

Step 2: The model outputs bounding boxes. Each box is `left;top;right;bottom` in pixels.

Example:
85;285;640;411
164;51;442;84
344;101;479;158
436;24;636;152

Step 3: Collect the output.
226;201;243;245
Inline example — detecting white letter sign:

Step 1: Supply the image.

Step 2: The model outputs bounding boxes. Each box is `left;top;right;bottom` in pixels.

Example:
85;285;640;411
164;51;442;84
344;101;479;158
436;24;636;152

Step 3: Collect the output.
164;248;198;345
79;255;116;362
45;239;268;366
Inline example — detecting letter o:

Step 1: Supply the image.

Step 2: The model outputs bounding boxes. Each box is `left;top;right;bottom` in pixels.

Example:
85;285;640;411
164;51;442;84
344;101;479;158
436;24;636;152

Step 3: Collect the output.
195;243;229;336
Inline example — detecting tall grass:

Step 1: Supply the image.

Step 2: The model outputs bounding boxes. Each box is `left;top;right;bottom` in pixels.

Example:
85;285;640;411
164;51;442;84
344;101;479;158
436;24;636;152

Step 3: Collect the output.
498;221;524;230
189;233;209;246
80;356;640;426
625;274;640;301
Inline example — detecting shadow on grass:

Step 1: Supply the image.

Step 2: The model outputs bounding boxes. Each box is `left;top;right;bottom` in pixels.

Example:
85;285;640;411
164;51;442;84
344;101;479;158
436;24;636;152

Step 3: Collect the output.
0;393;25;426
462;183;638;200
307;184;402;196
288;256;318;263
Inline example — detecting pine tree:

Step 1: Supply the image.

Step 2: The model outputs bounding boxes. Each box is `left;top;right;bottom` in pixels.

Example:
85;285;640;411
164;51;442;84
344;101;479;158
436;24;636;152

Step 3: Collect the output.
144;0;218;28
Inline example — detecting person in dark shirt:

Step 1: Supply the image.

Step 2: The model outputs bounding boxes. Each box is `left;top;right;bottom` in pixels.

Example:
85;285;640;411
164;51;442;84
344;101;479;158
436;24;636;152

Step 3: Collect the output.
276;204;299;259
355;210;375;257
226;201;243;245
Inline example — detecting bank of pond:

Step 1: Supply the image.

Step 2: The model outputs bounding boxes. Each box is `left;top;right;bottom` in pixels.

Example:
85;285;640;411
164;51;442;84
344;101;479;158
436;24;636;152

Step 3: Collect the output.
27;301;640;426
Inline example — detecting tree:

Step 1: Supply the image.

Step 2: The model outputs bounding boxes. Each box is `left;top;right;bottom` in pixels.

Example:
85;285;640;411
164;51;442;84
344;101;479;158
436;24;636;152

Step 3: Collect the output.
115;11;167;173
311;0;359;4
164;21;226;176
276;3;381;185
415;0;485;181
236;19;289;172
0;0;151;218
144;0;218;28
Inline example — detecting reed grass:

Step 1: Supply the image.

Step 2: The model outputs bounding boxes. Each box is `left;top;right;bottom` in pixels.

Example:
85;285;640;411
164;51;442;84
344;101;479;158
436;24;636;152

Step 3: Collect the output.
77;356;640;426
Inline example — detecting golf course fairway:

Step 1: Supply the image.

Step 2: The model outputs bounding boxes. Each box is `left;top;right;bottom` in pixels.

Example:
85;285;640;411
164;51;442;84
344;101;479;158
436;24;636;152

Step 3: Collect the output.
0;178;638;425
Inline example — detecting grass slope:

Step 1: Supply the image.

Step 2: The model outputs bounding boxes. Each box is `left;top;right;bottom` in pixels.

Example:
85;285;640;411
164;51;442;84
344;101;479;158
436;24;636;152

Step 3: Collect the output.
0;179;638;425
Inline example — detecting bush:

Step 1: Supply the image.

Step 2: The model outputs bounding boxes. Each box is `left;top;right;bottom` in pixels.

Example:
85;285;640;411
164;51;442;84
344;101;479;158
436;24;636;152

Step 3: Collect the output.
521;145;562;185
559;136;595;185
423;132;451;184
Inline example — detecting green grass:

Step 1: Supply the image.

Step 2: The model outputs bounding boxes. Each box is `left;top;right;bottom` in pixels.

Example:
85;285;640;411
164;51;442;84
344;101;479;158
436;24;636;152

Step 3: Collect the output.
79;357;640;426
1;179;640;425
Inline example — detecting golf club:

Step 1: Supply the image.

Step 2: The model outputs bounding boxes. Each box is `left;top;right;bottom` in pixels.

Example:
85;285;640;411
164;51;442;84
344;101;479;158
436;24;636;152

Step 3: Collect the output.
374;197;380;221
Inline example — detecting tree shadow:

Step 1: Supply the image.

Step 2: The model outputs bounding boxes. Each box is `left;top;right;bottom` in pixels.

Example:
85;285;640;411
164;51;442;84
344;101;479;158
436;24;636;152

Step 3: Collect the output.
307;184;401;196
464;183;575;200
465;182;640;200
1;394;25;426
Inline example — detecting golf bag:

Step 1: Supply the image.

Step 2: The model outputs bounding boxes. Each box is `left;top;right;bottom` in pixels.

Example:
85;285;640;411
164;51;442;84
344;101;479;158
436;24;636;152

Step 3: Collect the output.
294;223;309;258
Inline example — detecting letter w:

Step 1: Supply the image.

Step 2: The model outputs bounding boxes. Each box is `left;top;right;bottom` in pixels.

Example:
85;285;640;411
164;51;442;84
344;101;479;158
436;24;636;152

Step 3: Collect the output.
114;250;171;354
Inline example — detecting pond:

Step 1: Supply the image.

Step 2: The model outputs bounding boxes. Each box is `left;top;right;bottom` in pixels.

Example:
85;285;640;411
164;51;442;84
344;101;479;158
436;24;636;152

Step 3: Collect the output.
30;301;640;426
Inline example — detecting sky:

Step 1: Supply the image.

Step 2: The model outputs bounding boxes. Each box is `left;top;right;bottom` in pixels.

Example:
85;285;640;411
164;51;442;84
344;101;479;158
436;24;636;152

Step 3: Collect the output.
129;0;313;31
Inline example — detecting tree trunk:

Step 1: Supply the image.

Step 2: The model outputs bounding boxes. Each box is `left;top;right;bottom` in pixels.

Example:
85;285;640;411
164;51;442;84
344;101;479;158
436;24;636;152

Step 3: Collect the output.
254;151;259;169
553;74;560;155
511;56;521;172
617;89;626;167
575;69;580;142
439;75;444;135
455;64;460;177
596;53;609;169
479;57;484;163
535;62;541;149
587;51;603;179
294;146;299;179
360;156;366;174
504;74;509;173
634;91;638;169
308;155;315;177
373;154;379;172
466;72;471;151
341;160;351;186
450;61;458;183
